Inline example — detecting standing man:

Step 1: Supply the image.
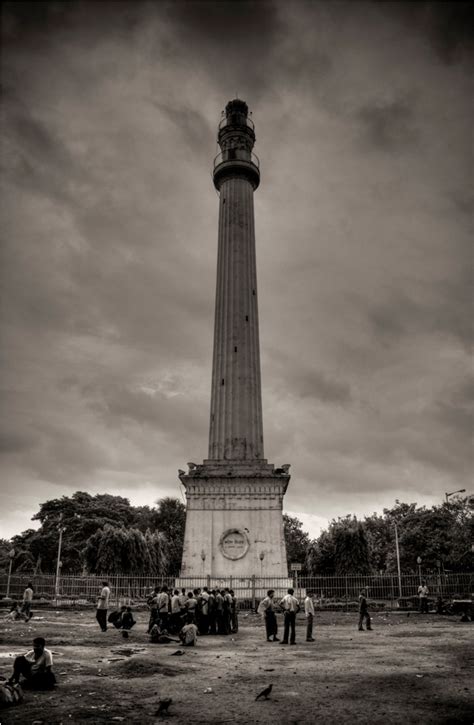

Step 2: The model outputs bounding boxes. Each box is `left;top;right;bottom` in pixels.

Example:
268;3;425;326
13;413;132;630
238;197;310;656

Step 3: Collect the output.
157;586;170;631
418;580;430;613
358;588;372;631
304;591;315;642
199;587;210;634
230;589;238;633
21;582;34;622
279;588;300;645
170;589;181;633
208;589;217;635
96;581;111;632
257;589;279;642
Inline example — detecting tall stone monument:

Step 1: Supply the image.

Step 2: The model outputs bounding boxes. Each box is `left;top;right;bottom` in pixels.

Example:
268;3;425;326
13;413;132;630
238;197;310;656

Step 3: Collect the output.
179;100;290;577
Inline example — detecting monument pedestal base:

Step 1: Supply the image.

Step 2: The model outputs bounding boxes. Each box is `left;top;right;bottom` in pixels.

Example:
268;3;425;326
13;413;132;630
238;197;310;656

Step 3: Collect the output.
179;460;290;578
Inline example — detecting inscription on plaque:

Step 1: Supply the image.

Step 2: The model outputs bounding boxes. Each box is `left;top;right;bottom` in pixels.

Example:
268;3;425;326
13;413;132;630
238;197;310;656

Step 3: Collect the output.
219;529;249;560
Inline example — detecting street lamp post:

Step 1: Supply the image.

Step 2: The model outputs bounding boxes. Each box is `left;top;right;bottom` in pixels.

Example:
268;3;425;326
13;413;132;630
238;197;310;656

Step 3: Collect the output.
394;523;403;598
445;488;466;503
6;549;15;599
55;517;66;599
417;556;422;586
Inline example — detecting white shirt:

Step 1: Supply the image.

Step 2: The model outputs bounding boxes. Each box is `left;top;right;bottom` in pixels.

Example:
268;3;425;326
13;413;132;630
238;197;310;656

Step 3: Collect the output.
257;596;273;614
97;586;110;610
171;595;180;614
25;648;53;673
157;592;169;612
304;596;315;617
279;594;299;612
418;585;429;597
23;587;33;603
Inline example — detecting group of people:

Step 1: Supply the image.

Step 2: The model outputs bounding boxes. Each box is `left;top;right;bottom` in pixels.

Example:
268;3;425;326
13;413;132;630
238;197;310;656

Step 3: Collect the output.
258;587;316;644
146;585;239;638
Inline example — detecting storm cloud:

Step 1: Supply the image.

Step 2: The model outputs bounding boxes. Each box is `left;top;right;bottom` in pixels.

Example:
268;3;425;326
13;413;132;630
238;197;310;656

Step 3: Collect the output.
0;1;472;539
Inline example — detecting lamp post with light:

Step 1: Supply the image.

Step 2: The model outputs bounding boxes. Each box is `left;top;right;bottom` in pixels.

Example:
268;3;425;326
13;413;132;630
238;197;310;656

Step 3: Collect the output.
445;488;466;503
6;549;15;599
55;516;66;599
394;523;403;598
417;556;422;586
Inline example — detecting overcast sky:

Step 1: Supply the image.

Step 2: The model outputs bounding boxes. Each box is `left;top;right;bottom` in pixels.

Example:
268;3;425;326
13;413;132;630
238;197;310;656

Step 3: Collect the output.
1;1;472;541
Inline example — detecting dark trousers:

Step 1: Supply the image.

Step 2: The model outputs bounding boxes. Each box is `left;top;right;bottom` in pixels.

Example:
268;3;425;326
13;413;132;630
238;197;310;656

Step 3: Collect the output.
306;613;314;640
199;614;209;634
265;611;278;639
21;602;31;620
419;598;428;613
96;608;108;631
148;609;159;633
159;612;169;631
231;610;238;633
358;611;371;629
12;656;56;689
208;613;217;635
217;612;226;634
283;611;296;644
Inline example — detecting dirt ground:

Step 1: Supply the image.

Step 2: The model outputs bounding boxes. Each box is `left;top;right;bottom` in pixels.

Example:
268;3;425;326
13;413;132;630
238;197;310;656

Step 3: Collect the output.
0;609;472;724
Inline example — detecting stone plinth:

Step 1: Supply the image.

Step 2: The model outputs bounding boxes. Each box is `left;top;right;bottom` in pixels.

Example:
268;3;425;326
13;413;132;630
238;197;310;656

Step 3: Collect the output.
179;461;290;577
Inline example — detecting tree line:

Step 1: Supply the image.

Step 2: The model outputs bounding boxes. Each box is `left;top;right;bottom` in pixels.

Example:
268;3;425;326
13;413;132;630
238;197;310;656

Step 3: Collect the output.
0;492;471;576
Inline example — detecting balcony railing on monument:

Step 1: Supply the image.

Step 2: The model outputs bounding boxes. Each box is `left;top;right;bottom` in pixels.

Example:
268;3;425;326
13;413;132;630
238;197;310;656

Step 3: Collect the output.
219;115;255;132
213;150;260;171
1;572;472;611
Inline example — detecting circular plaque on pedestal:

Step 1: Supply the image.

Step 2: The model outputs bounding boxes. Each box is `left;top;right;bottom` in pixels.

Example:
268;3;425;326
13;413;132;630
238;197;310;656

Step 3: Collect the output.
219;529;250;560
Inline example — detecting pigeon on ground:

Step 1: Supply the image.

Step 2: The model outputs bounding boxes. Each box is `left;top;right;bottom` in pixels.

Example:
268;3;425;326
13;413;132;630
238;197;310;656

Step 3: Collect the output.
170;649;185;656
156;698;172;715
255;684;273;701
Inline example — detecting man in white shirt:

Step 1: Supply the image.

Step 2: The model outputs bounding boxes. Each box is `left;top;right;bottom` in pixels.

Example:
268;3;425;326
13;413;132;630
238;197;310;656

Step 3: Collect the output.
9;637;56;690
418;581;430;613
279;588;300;645
304;591;315;642
157;586;170;631
170;589;181;632
96;581;111;632
21;582;34;621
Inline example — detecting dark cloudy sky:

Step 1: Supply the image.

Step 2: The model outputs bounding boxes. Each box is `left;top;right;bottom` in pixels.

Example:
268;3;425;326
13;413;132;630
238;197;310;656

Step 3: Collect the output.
1;1;472;540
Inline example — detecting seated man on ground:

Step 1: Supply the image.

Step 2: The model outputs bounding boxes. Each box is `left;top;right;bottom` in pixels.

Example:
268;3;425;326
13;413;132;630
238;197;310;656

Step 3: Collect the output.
179;614;199;647
4;602;24;622
9;637;56;690
108;605;126;630
149;623;180;644
121;606;136;638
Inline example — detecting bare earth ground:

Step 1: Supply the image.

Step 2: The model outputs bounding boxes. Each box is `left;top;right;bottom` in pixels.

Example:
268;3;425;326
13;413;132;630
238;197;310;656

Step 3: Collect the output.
0;609;472;725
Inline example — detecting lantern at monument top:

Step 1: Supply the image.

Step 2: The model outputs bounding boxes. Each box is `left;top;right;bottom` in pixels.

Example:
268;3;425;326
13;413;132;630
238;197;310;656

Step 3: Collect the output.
213;98;260;191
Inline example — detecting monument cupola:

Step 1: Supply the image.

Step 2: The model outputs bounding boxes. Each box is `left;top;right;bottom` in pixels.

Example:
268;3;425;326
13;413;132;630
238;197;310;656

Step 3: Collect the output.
213;98;260;190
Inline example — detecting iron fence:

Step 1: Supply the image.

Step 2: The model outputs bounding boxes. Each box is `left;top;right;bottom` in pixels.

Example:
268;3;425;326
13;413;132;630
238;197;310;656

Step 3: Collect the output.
0;572;472;611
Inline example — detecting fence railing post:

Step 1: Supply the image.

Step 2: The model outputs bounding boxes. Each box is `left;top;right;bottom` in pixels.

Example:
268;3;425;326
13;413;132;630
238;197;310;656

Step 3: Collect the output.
251;574;256;610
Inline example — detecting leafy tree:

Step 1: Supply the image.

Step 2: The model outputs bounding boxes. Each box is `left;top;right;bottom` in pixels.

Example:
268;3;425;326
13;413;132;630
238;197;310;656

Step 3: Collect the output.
152;497;186;574
332;516;370;575
306;530;336;575
283;515;312;573
83;525;168;575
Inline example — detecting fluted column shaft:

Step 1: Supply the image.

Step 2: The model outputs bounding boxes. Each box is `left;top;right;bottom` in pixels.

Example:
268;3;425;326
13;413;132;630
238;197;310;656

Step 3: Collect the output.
208;176;264;461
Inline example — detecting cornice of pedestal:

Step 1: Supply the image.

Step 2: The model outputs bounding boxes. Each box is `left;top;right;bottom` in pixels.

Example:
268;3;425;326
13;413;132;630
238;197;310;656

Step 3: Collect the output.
178;459;291;498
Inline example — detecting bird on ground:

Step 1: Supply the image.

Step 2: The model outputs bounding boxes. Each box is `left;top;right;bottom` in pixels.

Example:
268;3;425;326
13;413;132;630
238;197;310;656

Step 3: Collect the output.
255;684;273;701
156;698;173;715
